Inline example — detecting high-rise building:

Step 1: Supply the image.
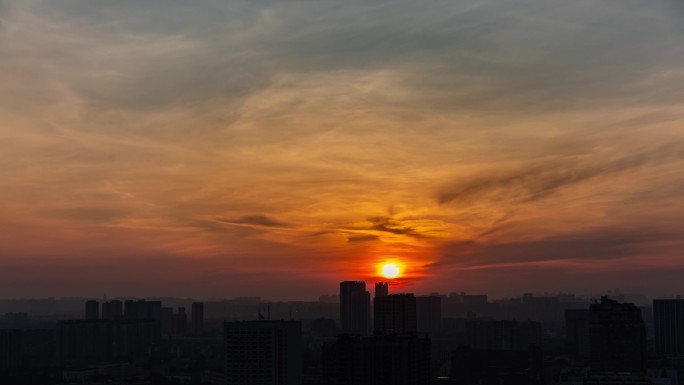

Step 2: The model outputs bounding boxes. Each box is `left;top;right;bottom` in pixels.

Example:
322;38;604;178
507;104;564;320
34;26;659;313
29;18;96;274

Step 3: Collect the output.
375;282;388;298
161;307;174;336
224;320;302;385
322;333;431;385
588;296;646;373
102;300;123;320
124;300;162;320
85;300;99;320
450;346;544;385
191;302;204;335
565;309;590;359
57;319;160;360
374;293;417;334
0;330;22;375
340;281;370;336
654;298;684;357
416;295;442;334
174;307;188;336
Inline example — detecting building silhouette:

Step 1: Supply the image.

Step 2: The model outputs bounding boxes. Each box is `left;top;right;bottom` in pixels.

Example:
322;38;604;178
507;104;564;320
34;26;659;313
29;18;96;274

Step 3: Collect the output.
85;300;99;320
322;333;431;385
375;282;388;298
339;281;370;336
56;319;160;361
654;298;684;357
102;300;123;320
224;320;302;385
374;293;417;334
192;302;204;335
450;346;544;385
588;296;646;373
174;307;188;335
565;309;590;360
416;295;442;334
465;319;542;351
0;330;22;375
124;300;162;320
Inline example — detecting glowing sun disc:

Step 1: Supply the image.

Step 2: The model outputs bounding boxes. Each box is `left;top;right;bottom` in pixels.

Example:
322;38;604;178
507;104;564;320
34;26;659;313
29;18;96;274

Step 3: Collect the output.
381;263;400;279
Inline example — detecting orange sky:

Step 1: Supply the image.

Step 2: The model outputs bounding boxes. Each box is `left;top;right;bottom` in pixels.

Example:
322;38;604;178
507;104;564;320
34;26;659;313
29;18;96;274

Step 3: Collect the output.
0;0;683;299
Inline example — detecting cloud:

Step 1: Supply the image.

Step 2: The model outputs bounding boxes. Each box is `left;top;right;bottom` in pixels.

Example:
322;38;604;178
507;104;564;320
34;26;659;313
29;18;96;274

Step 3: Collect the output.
41;207;128;223
0;0;683;297
215;215;292;228
438;143;684;206
439;227;681;269
347;234;379;244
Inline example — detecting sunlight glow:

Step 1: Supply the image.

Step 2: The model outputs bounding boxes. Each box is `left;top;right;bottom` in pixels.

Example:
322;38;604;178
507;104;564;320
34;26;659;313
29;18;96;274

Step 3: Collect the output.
381;263;400;279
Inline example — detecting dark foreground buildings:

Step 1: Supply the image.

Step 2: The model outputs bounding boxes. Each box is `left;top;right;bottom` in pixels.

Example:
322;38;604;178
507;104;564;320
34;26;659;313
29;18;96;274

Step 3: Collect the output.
323;283;431;385
322;333;431;385
654;298;684;357
340;281;370;336
224;320;302;385
588;296;647;373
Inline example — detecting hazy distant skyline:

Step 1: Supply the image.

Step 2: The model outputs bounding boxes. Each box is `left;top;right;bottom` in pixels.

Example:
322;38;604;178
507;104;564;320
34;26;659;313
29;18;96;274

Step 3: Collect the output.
1;0;683;299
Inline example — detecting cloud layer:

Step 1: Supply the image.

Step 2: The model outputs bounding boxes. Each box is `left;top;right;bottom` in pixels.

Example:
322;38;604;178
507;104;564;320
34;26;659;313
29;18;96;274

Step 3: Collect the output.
1;0;683;298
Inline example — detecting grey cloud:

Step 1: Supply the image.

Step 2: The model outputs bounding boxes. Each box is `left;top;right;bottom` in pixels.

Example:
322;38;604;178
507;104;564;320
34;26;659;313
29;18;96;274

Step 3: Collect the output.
215;214;291;228
438;228;680;268
347;234;379;244
7;0;683;119
42;207;127;222
439;143;684;205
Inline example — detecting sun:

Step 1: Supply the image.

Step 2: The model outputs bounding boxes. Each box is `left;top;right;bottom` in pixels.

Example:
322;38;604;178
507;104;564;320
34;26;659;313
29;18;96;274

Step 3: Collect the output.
381;263;400;279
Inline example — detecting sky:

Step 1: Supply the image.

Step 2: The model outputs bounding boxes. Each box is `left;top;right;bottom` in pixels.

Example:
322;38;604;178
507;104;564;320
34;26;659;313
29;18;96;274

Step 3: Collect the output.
1;0;683;300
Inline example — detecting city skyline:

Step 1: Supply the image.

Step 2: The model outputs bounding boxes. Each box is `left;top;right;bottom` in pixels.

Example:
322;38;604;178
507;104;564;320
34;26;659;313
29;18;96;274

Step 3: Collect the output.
1;0;683;299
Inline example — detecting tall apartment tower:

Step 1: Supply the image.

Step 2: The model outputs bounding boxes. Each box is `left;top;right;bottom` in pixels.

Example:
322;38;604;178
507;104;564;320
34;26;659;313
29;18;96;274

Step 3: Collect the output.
102;300;123;320
85;300;99;320
192;302;204;335
375;282;389;298
416;295;442;334
654;298;684;357
340;281;371;336
124;300;162;320
374;293;417;334
588;296;646;373
224;320;302;385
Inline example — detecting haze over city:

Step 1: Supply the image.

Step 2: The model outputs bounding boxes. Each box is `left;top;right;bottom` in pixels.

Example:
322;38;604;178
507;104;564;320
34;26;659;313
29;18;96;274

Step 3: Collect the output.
1;0;683;299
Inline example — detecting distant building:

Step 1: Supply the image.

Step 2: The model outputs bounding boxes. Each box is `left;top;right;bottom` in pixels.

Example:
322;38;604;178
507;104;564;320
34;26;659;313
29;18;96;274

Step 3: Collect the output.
85;300;99;320
416;296;442;334
340;281;370;336
374;294;417;334
449;292;488;305
224;320;302;385
465;319;542;351
450;346;544;385
102;300;123;320
0;330;22;375
4;312;29;327
124;300;162;320
311;318;338;338
588;296;646;373
654;299;684;357
565;309;590;360
375;282;389;298
192;302;204;335
56;319;160;361
174;307;188;336
322;333;431;385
